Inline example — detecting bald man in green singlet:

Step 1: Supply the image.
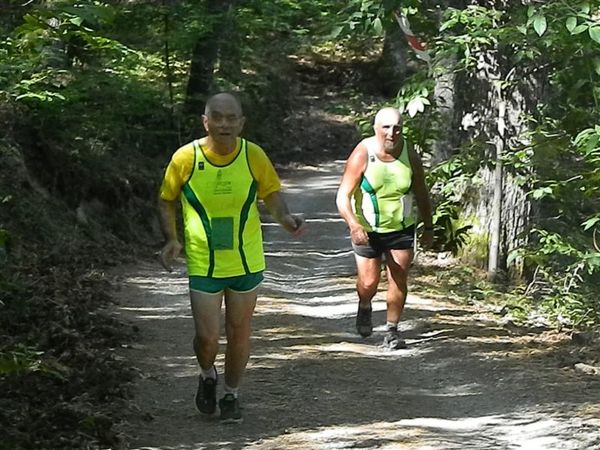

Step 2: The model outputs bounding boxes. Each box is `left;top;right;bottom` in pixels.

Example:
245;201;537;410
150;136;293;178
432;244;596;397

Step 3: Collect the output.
336;107;433;350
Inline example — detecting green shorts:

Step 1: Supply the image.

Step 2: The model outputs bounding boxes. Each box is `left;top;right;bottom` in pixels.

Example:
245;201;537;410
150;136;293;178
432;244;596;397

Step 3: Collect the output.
189;272;264;294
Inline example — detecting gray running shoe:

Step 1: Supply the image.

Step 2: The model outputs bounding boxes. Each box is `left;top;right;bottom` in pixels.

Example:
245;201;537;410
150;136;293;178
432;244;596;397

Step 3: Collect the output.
219;393;243;423
356;306;373;337
383;328;407;350
195;374;217;414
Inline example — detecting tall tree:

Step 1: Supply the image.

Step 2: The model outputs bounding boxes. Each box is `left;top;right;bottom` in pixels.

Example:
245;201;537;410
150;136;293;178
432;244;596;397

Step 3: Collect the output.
184;0;239;116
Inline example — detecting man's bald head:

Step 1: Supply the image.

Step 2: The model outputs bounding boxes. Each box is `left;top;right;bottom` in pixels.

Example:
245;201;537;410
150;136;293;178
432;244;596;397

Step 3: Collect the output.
204;92;243;117
374;107;402;127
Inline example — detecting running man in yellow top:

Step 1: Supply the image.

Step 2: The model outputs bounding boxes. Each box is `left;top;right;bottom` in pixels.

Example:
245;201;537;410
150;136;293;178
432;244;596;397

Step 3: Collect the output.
336;107;433;350
159;92;304;423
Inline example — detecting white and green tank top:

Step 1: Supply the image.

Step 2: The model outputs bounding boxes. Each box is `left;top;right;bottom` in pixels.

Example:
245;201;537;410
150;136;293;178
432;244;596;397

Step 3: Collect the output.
352;140;415;233
181;139;265;277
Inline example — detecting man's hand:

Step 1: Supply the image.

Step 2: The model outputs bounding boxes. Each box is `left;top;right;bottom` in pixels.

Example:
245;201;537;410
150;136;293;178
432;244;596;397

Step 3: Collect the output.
159;239;183;272
350;225;369;246
283;214;306;237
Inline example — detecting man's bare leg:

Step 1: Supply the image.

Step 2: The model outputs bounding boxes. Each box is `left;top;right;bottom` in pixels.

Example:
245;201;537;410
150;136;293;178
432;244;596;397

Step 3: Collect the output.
190;290;223;413
383;248;413;348
209;288;257;423
223;289;257;392
354;254;381;337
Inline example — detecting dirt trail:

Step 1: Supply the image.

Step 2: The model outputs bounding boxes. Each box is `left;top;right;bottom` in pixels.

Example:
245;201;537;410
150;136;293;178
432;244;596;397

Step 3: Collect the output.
113;162;600;450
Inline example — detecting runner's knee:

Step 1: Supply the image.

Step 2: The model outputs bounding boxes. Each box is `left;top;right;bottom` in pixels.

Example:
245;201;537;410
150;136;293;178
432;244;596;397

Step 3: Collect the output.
194;333;219;350
357;274;379;293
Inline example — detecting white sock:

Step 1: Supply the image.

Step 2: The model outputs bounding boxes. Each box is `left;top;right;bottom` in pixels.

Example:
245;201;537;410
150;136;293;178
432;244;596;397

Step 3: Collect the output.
224;384;239;398
200;365;217;380
386;321;398;331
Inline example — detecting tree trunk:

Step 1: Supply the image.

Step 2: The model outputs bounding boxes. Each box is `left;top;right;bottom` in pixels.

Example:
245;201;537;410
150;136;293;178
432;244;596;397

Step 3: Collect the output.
488;92;505;281
162;0;177;145
377;26;414;97
184;0;234;115
185;36;218;115
216;3;242;82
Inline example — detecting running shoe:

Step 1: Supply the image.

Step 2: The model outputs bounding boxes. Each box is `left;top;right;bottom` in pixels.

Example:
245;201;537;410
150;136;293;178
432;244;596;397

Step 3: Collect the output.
219;393;242;423
194;374;217;414
383;328;407;350
356;305;373;337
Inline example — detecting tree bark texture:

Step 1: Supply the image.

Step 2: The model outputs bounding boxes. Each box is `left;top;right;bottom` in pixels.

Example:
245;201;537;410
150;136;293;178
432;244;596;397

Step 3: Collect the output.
431;0;545;279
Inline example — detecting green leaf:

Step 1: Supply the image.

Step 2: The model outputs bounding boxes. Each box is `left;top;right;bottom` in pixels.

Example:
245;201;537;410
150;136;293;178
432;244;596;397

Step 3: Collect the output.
589;26;600;44
406;97;425;117
372;17;383;35
16;92;45;100
527;6;536;18
582;217;600;231
594;59;600;76
22;13;40;26
575;128;594;145
566;17;577;33
531;186;553;199
581;3;591;14
585;134;600;155
571;24;588;35
533;15;547;36
330;25;344;38
69;16;84;26
15;91;65;102
440;19;458;32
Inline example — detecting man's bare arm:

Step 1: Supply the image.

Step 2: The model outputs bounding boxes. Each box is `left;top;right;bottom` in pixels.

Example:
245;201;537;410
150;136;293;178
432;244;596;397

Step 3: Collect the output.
408;146;433;227
158;197;182;271
262;191;305;237
408;146;434;248
336;143;369;245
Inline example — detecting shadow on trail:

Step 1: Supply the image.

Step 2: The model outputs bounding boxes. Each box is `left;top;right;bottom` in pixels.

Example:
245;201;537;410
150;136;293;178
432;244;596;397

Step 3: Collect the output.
115;164;600;450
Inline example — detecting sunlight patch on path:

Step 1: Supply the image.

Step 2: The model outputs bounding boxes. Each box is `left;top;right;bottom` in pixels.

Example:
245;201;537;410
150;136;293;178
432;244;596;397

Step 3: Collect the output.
242;414;596;450
257;292;451;320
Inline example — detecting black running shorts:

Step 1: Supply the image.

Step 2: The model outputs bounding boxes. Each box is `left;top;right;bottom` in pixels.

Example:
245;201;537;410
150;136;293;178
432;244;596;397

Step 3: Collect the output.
352;225;415;258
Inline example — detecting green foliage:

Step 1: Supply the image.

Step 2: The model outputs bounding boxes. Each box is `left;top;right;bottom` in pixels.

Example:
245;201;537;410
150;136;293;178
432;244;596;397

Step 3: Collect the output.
239;0;341;42
432;0;600;327
389;72;438;146
395;80;432;119
1;2;132;101
329;0;388;38
0;346;68;379
515;121;600;323
426;157;477;256
430;200;472;255
436;6;504;69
